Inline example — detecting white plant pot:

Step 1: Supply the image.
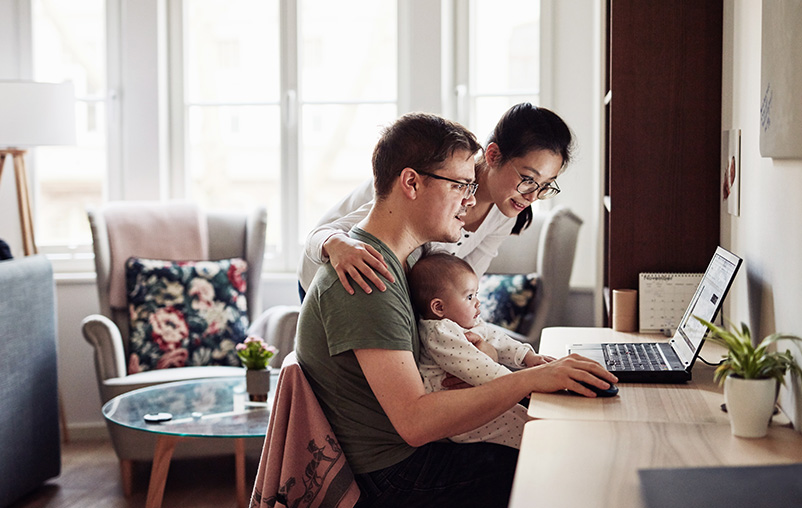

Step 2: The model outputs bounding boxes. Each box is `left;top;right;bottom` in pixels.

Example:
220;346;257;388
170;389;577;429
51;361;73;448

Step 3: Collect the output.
724;375;777;438
246;368;271;402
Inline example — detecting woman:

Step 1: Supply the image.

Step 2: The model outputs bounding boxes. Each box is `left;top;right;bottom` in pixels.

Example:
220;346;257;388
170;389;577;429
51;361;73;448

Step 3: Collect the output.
297;102;574;299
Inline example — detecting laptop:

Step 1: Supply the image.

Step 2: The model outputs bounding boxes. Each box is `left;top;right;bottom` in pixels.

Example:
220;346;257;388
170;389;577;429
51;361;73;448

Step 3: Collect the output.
569;246;742;383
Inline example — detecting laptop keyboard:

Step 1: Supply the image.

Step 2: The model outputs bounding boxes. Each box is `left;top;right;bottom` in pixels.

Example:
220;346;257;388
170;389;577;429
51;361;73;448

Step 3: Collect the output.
603;343;669;371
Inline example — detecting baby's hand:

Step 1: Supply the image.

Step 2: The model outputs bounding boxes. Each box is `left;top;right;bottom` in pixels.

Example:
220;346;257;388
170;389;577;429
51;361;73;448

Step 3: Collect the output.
524;351;556;367
465;331;499;363
441;373;473;390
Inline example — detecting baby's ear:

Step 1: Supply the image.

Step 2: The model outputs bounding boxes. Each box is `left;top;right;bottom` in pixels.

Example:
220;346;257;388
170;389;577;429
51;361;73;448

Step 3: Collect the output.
430;298;446;319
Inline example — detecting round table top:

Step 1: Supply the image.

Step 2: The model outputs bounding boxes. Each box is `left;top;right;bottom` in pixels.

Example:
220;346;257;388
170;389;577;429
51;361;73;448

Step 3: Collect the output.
102;374;277;438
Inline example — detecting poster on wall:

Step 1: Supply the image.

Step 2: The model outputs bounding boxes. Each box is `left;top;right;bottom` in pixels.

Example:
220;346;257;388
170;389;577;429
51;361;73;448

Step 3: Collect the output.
760;0;802;158
722;129;740;217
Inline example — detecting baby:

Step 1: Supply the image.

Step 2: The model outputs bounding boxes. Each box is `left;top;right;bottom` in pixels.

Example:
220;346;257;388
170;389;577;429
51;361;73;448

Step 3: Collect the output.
408;252;554;449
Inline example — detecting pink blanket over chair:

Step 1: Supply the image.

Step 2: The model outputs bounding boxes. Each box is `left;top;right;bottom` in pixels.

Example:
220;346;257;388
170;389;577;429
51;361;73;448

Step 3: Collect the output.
251;352;360;508
106;201;208;308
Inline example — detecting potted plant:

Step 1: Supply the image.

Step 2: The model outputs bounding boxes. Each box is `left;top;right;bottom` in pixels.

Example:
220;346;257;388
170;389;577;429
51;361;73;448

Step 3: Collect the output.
696;317;802;438
237;336;278;402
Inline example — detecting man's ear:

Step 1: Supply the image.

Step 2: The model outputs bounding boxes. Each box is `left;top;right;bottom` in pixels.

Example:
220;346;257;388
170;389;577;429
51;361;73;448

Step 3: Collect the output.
399;167;420;199
430;298;446;318
485;142;502;167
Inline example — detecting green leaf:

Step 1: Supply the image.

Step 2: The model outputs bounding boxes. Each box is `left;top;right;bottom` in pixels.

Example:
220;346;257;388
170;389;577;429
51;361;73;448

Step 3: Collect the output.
692;316;802;385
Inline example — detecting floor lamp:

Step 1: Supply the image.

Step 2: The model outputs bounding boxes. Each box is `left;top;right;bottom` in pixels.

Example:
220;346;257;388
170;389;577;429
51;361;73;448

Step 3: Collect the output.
0;81;75;444
0;81;76;256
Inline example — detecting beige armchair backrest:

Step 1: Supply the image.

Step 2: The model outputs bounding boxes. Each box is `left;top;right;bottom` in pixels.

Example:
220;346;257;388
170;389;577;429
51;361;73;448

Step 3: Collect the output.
87;203;267;354
487;205;583;350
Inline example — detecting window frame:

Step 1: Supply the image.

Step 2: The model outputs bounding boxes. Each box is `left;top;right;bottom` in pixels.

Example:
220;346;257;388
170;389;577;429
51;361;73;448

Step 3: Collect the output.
23;0;547;275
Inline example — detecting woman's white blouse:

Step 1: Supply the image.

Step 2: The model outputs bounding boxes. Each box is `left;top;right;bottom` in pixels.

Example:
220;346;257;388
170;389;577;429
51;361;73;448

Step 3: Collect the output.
298;178;516;291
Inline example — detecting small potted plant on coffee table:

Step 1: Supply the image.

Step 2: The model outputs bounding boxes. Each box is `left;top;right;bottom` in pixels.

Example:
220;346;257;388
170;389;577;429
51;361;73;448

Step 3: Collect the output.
695;316;802;438
237;336;278;402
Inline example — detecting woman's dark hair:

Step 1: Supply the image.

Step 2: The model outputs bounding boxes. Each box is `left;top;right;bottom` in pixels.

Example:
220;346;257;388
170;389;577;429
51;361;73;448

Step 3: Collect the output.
481;103;574;234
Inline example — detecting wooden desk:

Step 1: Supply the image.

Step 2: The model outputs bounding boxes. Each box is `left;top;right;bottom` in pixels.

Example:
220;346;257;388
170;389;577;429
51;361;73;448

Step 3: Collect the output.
509;327;802;508
510;420;802;508
528;327;731;425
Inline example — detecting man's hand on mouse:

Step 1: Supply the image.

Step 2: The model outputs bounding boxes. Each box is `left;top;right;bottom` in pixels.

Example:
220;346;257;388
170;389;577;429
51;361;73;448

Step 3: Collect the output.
529;353;618;397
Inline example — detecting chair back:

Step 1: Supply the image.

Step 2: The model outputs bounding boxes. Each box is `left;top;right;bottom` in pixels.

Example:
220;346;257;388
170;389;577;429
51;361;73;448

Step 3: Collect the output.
251;351;360;507
87;203;267;353
487;205;583;349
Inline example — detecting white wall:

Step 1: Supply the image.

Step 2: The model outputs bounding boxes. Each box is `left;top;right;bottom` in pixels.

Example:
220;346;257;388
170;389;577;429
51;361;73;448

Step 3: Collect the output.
547;0;601;297
723;0;802;429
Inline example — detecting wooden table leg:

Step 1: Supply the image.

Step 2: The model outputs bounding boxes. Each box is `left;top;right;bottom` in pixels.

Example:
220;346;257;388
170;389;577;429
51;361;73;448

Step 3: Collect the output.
120;459;134;497
146;435;180;508
235;438;247;508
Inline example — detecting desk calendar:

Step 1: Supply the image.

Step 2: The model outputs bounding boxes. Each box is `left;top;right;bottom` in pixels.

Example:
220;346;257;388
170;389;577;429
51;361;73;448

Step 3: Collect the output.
638;272;703;333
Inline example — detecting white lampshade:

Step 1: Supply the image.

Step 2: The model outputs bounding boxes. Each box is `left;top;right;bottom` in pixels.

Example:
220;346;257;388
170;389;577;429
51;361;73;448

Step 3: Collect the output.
0;81;76;147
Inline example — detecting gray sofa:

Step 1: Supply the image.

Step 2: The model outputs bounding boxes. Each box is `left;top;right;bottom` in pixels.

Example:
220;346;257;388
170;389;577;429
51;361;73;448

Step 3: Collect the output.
0;255;61;507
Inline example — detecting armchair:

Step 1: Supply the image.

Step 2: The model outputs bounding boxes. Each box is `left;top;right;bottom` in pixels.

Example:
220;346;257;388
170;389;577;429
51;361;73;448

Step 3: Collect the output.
81;202;267;493
484;205;583;350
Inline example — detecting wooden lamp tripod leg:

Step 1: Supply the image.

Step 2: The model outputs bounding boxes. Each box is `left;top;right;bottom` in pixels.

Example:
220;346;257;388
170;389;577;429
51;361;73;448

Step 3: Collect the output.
12;150;37;256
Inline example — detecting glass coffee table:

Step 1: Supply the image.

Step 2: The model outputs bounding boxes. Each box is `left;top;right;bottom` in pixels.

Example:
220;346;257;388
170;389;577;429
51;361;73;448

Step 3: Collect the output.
103;374;277;508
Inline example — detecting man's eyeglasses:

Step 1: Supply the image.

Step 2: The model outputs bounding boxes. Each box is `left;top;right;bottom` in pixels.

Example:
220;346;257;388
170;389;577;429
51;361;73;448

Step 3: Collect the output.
511;164;560;200
416;170;478;199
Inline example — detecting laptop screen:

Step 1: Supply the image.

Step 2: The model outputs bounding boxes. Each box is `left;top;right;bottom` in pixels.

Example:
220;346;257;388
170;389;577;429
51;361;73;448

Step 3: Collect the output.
670;247;742;366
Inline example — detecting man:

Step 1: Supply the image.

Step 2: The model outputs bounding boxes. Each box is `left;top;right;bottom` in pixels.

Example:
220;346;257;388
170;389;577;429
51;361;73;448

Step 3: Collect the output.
296;112;616;507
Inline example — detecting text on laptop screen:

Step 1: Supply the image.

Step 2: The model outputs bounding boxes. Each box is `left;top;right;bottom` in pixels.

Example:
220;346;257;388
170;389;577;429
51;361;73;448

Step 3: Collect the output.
671;249;741;365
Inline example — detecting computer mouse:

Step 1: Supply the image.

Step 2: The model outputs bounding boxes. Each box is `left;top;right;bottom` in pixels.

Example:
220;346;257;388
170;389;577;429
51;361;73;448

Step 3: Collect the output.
570;381;619;398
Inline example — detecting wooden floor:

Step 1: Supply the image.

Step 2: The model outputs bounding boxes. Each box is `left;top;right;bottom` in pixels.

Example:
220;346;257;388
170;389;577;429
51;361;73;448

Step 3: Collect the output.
9;439;262;508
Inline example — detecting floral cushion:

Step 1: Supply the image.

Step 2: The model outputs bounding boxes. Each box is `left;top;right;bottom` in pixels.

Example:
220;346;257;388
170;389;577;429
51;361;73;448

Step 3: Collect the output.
478;273;538;333
125;257;249;374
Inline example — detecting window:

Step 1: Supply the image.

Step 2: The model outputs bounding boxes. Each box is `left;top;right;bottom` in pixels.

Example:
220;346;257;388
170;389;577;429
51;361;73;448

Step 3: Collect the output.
178;0;397;271
31;0;108;250
456;0;542;143
23;0;543;275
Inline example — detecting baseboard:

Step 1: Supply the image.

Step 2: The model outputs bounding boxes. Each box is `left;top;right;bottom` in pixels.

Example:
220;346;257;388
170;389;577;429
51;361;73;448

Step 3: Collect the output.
65;422;110;442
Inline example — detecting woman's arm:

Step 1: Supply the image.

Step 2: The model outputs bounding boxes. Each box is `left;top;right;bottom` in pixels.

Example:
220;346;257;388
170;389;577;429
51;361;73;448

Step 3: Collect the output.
298;179;394;293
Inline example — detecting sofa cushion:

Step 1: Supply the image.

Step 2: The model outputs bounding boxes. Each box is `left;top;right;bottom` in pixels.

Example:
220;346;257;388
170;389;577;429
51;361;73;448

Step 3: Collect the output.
478;272;538;333
126;257;249;374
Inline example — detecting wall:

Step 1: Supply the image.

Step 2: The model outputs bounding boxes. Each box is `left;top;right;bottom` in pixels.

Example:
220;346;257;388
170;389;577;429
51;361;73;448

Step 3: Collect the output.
547;0;602;299
722;0;802;429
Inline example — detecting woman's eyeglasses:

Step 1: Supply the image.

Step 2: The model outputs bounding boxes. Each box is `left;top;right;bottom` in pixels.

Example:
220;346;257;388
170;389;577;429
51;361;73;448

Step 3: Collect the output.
511;164;560;200
416;170;478;199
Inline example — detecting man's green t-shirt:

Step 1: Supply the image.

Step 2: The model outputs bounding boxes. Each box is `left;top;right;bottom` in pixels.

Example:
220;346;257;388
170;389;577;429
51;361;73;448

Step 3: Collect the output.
296;227;420;474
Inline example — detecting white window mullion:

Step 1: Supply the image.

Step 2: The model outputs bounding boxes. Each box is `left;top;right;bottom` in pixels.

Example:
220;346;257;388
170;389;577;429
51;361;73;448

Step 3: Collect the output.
167;0;186;200
538;0;554;108
14;0;32;78
452;0;469;126
106;0;123;202
280;0;299;272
